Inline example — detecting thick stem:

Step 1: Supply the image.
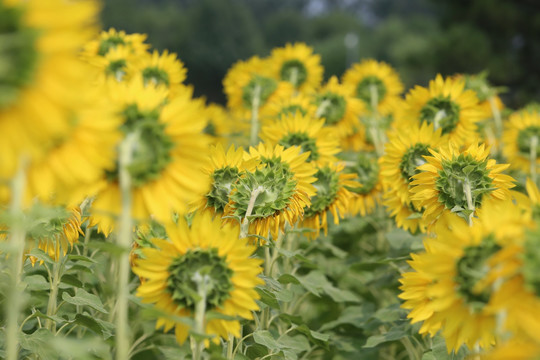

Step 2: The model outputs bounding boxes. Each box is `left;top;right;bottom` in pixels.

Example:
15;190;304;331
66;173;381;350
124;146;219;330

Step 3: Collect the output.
315;99;331;119
115;133;138;360
368;84;385;157
488;96;503;138
6;159;27;360
191;273;209;360
530;136;538;185
250;85;261;146
463;179;475;226
45;253;63;333
239;186;264;239
226;333;234;359
289;67;299;89
432;109;447;132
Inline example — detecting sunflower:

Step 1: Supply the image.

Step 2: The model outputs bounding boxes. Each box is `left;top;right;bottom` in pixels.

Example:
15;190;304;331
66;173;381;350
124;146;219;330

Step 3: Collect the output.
224;143;317;241
312;76;365;138
269;42;323;93
383;191;429;234
133;212;263;345
81;27;149;60
300;163;357;239
90;77;210;234
87;45;133;82
0;0;99;190
345;152;383;216
223;56;293;120
410;143;515;225
126;49;187;94
342;59;403;115
395;74;484;147
399;198;530;352
192;144;257;216
260;112;341;166
259;92;317;124
502;110;540;175
482;339;540;360
202;103;235;145
380;123;445;205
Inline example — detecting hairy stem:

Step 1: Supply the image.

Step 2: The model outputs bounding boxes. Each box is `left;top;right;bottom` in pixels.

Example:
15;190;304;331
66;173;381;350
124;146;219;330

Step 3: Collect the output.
239;185;264;239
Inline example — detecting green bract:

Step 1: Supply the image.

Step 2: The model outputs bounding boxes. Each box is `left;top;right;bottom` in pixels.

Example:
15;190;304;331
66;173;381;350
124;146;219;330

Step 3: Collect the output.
242;75;277;108
356;76;387;107
454;234;500;312
435;154;493;211
399;144;430;183
106;59;127;80
229;158;296;218
517;126;540;157
0;3;38;109
315;92;346;125
142;66;170;86
277;105;307;118
107;104;174;186
346;153;379;195
280;59;307;88
206;166;241;214
420;96;460;135
304;167;339;218
167;248;233;312
98;35;125;56
278;132;319;162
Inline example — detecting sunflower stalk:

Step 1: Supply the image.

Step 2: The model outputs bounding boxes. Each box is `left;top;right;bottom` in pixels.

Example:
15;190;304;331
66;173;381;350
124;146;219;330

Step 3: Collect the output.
5;158;28;360
369;84;384;156
45;251;65;333
116;132;139;360
191;272;211;360
315;99;331;119
239;185;264;239
530;135;538;185
250;84;261;146
432;109;447;132
289;67;299;89
463;178;475;226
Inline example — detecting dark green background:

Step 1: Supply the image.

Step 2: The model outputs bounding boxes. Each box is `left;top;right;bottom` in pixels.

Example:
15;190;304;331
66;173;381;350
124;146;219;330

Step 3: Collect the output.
101;0;540;108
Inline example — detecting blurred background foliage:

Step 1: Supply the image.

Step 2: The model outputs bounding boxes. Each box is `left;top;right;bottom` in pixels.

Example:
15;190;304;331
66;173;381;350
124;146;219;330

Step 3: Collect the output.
101;0;540;108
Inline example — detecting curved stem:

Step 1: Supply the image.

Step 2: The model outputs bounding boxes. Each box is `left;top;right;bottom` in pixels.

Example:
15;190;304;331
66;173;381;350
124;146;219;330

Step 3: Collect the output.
463;179;475;226
250;85;261;146
240;186;264;239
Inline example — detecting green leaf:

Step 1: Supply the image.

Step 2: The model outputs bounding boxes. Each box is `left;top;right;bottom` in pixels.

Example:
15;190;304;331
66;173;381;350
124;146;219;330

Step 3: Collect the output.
20;329;56;359
281;349;298;360
62;289;108;314
22;310;64;326
27;248;54;264
24;274;50;291
255;287;280;309
275;287;294;302
60;274;83;288
373;304;407;323
296;271;326;296
253;330;279;351
246;344;268;358
67;254;97;263
278;274;300;285
363;327;408;348
319;304;375;331
278;334;310;352
72;314;111;339
322;285;360;303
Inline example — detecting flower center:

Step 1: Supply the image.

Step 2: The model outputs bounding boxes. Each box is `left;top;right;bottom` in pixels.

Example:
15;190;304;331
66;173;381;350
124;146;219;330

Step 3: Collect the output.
522;230;540;297
106;59;127;81
167;248;233;312
356;76;387;108
106;104;174;186
229;157;297;218
280;59;308;88
420;96;460;135
206;166;241;214
278;132;319;162
399;144;430;183
304;167;339;218
435;154;493;212
142;66;170;86
242;75;277;108
517;126;540;157
346;153;379;195
98;35;126;56
0;3;38;109
455;234;500;312
315;92;346;125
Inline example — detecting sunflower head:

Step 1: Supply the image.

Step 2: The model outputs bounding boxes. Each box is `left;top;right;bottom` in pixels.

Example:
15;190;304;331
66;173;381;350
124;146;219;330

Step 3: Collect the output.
127;49;186;93
342;59;403;115
503;110;540;173
133;212;263;345
269;42;323;92
260;92;317;122
82;28;149;59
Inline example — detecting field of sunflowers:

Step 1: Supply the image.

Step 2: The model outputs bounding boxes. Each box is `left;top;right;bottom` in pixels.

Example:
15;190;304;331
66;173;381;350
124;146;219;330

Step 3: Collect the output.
1;1;540;360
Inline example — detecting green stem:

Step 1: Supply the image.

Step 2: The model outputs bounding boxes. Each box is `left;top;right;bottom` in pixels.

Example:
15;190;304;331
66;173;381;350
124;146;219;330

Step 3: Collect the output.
239;186;264;239
250;85;261;146
289;67;299;89
115;133;138;360
191;273;210;360
463;179;475;226
226;333;234;359
315;99;331;119
432;109;447;132
368;84;385;157
6;159;27;360
45;253;63;333
530;136;538;185
488;96;503;139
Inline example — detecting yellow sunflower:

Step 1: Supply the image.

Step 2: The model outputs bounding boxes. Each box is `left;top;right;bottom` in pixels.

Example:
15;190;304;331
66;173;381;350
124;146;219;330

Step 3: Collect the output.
90;77;210;234
223;56;293;120
395;74;484;147
410;143;515;225
380;123;446;204
260;112;341;166
399;198;530;352
502;110;540;175
259;92;317;124
192;144;257;216
342;59;404;115
87;45;133;82
126;49;187;94
300;163;357;239
133;212;263;345
0;0;99;189
383;191;429;234
345;152;383;217
482;339;540;360
81;27;149;60
269;42;323;93
312;76;365;138
224;143;317;241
